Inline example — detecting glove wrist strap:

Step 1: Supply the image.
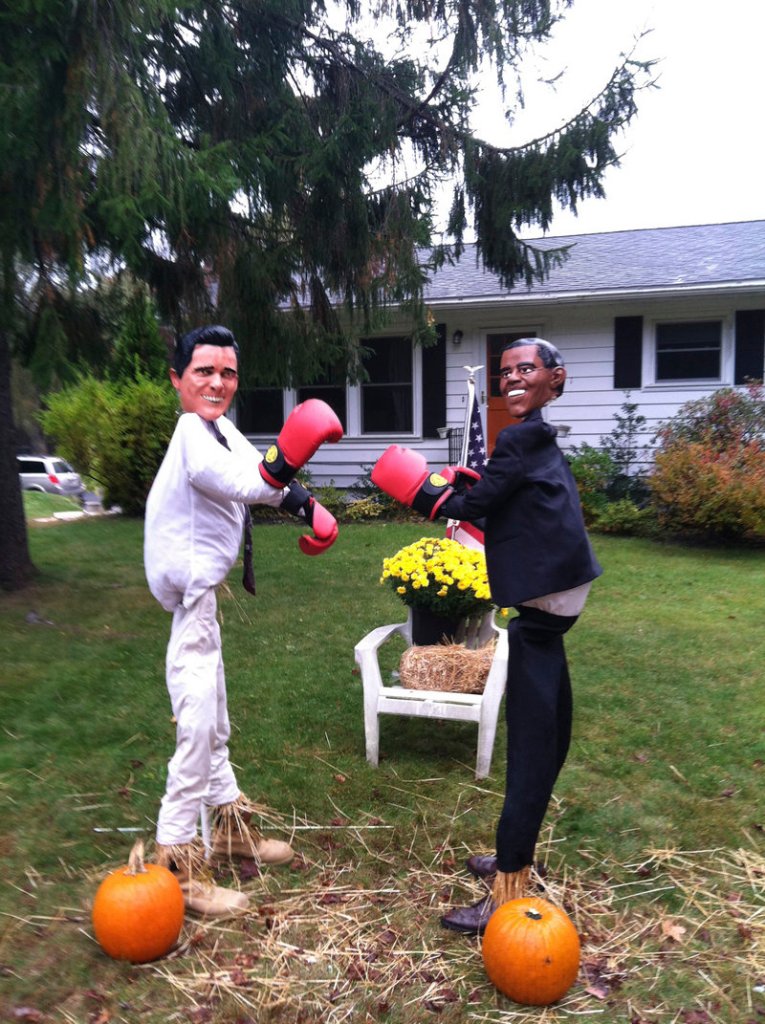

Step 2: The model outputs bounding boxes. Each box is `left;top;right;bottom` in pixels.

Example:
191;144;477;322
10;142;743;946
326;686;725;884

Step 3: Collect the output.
261;442;296;486
280;480;311;518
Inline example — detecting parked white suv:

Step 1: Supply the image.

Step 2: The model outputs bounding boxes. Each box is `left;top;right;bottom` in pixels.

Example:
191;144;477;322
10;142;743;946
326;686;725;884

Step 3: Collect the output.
17;454;85;499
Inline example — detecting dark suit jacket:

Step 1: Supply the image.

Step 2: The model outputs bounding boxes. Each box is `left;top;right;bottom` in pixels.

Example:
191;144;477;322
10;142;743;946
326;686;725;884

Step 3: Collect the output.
441;409;602;607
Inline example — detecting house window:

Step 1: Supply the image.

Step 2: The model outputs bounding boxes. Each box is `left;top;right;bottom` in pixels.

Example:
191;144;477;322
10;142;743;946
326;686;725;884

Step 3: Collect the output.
237;388;284;433
361;335;413;433
297;368;347;432
655;321;722;381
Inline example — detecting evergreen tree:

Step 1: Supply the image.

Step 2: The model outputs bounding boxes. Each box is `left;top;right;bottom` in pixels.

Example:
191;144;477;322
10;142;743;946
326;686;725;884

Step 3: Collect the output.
110;283;169;383
0;0;653;589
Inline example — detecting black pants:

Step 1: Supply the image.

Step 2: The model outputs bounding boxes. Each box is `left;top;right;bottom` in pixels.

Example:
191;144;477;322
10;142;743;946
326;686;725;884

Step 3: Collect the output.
495;605;579;873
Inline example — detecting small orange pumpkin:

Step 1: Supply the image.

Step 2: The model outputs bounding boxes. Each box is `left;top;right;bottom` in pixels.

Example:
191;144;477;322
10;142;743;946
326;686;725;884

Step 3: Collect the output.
92;839;184;963
482;896;580;1006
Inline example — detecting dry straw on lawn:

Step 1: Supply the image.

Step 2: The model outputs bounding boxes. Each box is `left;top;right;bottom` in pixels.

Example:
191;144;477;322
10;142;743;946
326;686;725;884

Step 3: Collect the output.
119;800;765;1024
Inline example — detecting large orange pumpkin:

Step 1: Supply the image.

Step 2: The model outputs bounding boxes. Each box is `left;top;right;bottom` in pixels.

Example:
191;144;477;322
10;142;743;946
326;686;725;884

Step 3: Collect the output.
482;896;580;1006
92;839;184;963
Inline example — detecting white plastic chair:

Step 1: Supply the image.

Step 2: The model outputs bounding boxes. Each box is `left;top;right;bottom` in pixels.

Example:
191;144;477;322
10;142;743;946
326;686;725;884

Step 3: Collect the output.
354;609;507;779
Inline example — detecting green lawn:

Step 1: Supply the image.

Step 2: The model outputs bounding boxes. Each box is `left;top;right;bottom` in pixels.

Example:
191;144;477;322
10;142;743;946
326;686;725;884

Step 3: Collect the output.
1;516;763;1023
21;489;84;519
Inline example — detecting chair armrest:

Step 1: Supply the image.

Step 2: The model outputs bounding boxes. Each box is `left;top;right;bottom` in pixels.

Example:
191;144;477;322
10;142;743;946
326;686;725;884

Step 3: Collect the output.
354;621;409;661
355;619;411;704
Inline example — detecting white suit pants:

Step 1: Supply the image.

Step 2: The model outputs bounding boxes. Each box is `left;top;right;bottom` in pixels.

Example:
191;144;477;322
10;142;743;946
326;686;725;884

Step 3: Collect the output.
156;587;239;845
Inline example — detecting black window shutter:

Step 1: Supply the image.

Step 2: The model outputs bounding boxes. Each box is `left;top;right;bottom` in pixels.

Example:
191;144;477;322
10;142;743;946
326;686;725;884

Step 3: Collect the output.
613;316;643;389
421;323;446;437
734;310;765;385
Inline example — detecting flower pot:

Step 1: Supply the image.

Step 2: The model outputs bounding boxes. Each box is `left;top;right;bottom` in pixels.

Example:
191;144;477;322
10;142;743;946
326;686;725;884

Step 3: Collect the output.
410;606;462;645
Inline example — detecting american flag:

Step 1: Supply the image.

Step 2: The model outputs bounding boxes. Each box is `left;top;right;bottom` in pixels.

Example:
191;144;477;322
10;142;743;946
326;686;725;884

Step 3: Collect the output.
465;394;487;473
447;393;486;551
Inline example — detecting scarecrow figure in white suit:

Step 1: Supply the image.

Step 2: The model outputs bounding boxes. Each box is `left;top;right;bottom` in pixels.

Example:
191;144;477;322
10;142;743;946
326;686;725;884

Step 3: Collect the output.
145;324;342;915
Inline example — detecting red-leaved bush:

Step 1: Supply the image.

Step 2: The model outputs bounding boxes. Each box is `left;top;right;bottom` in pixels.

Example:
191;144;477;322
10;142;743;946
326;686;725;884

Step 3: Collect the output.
650;440;765;542
650;384;765;542
654;383;765;452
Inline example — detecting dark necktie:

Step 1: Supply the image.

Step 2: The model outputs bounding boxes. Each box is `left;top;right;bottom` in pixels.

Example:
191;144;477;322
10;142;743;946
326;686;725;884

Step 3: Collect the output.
210;419;256;596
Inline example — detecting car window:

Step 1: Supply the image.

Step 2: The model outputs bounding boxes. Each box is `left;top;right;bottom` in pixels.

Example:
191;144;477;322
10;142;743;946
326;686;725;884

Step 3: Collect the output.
52;460;71;473
19;459;46;473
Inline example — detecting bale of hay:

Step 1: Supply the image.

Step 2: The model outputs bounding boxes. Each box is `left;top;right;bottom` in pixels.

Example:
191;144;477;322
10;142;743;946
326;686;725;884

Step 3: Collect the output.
398;639;496;694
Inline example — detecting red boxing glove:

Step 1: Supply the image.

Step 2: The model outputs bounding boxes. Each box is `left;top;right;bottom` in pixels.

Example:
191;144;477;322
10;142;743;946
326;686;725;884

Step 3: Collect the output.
439;465;481;494
298;498;338;556
371;445;454;520
280;481;338;555
260;399;343;487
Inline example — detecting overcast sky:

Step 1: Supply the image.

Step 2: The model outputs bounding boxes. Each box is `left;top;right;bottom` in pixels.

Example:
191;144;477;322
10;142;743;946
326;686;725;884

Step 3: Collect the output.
467;0;765;238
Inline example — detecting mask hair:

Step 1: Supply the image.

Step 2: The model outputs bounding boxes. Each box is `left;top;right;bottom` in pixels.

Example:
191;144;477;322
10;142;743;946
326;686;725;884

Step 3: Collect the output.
173;325;239;377
501;337;565;396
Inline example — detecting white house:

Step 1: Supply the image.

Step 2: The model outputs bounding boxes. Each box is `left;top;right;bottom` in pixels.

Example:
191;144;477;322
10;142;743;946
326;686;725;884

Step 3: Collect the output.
237;219;765;486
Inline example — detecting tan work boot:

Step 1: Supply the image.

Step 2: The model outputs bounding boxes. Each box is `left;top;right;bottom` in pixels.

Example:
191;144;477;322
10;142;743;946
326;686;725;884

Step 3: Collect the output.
209;794;294;866
156;841;249;917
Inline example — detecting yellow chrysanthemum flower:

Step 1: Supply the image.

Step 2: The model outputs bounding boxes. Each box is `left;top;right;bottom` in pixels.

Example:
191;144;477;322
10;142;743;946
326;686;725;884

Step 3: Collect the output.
380;536;494;618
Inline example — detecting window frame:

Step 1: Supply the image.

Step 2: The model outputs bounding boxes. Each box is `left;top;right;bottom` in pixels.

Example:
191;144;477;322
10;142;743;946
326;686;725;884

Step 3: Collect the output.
234;334;422;439
647;316;728;387
296;370;349;435
359;334;417;436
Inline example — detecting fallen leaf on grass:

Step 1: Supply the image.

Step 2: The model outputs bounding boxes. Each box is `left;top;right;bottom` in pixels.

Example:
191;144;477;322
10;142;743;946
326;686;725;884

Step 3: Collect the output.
585;983;610;1000
319;892;346;905
239;858;261;881
661;919;687;943
679;1010;714;1023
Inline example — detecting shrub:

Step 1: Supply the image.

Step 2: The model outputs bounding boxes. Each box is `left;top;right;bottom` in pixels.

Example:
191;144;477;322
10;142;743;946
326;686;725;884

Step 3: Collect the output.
40;374;178;515
654;382;765;452
592;499;655;536
351;463;406;519
649;383;765;543
343;496;385;521
37;375;106;485
567;445;615;524
600;395;652;481
650;441;765;542
312;483;347;520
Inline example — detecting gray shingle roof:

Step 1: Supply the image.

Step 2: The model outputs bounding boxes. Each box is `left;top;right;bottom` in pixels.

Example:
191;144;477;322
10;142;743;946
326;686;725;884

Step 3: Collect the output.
423;220;765;301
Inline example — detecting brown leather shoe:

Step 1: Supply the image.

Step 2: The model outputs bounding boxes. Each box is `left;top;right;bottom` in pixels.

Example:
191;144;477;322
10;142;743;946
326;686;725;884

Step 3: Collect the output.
440;894;496;935
465;854;498;880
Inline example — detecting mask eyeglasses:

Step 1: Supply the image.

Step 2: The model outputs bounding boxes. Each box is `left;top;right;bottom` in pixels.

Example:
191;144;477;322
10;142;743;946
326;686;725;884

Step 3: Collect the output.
498;365;547;381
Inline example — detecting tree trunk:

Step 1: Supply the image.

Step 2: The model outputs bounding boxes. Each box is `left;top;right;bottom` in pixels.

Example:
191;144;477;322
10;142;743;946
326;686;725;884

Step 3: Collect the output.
0;322;35;591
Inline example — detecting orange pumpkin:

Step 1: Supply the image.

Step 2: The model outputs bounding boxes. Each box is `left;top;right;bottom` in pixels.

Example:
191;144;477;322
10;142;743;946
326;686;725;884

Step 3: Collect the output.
92;839;184;963
482;896;580;1006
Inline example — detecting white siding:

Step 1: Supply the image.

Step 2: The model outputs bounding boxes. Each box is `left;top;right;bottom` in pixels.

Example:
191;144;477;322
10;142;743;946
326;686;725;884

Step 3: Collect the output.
244;292;764;486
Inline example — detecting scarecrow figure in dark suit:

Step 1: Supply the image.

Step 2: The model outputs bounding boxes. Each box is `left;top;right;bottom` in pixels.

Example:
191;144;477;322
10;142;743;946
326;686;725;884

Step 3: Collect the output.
372;338;602;935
